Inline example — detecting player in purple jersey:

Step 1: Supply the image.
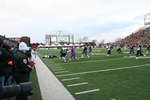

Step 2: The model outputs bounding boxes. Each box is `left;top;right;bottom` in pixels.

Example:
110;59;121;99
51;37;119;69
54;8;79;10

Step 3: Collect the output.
130;46;134;54
71;46;76;60
146;44;150;54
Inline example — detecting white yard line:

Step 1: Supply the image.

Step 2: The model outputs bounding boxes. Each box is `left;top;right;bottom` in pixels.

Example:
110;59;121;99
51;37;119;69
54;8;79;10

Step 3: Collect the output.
137;56;150;59
93;53;106;54
56;64;150;77
53;68;66;71
55;67;63;69
124;56;150;59
55;71;69;74
93;53;106;56
67;82;88;87
75;89;100;95
59;57;129;65
92;54;102;55
123;52;129;54
62;77;80;81
124;56;136;58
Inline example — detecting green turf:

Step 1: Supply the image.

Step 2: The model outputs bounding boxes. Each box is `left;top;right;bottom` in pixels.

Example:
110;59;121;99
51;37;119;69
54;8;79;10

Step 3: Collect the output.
29;69;42;100
38;48;150;100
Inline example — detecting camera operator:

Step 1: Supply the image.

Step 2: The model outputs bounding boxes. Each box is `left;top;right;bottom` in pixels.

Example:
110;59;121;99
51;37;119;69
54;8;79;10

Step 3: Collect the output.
0;39;14;99
13;41;35;100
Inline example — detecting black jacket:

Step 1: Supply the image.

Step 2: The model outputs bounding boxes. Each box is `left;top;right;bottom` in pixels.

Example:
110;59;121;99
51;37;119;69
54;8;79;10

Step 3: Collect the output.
13;51;32;73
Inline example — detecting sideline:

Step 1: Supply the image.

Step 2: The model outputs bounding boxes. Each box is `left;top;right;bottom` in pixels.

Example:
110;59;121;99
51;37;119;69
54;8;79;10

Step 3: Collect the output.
35;56;75;100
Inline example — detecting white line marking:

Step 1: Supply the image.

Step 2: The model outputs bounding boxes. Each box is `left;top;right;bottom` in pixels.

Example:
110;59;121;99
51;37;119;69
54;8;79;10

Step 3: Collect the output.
123;52;129;54
56;68;66;70
53;68;66;71
136;56;150;59
111;99;116;100
124;56;136;58
57;64;150;77
67;82;88;87
124;56;150;59
57;57;130;65
55;71;69;74
62;77;80;81
35;56;75;100
55;67;63;69
93;53;106;55
75;89;100;95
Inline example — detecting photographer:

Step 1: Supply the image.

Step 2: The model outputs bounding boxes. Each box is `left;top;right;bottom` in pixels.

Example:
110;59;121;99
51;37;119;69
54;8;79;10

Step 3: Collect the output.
13;41;35;100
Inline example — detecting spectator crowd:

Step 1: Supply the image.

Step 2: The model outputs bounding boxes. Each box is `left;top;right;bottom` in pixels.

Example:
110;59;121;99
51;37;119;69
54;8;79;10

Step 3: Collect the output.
115;26;150;47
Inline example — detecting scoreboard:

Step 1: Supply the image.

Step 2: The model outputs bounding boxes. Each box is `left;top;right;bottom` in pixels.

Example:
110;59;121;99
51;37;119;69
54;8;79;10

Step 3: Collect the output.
45;34;74;44
145;13;150;25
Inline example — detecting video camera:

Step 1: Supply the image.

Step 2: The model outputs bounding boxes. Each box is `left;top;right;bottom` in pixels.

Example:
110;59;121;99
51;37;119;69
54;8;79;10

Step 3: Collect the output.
0;35;18;49
0;35;33;99
0;82;32;98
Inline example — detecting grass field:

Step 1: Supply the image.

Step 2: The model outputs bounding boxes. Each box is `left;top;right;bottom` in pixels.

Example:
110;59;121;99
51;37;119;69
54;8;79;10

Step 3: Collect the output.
38;48;150;100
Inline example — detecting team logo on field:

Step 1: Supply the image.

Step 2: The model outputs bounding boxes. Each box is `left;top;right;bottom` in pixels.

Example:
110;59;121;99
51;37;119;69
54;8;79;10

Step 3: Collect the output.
23;59;27;64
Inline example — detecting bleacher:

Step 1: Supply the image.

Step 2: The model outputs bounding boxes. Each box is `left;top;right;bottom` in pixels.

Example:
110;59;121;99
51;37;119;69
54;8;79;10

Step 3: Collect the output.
115;26;150;47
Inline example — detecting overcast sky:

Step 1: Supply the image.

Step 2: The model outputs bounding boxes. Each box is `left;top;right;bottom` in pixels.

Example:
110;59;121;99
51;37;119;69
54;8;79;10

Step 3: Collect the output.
0;0;150;43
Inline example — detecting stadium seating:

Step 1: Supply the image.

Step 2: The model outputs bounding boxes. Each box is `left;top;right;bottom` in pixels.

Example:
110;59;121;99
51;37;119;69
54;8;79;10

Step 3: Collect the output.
116;26;150;47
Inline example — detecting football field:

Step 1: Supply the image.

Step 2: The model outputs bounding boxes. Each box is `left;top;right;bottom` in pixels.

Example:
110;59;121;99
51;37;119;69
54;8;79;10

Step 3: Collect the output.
38;48;150;100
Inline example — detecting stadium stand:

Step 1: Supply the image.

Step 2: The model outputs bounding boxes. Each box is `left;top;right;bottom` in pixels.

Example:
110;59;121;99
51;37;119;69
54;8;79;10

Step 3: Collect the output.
115;26;150;47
